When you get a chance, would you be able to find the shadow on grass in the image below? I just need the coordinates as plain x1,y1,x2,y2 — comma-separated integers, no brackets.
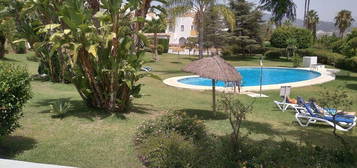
337,75,357,82
346,84,357,90
170,61,182,64
33,98,128,120
179,57,197,61
240,119,357,147
154,70,186,75
0,136,37,159
0,57,19,62
222,56,258,61
180,109,228,120
34,98,154,120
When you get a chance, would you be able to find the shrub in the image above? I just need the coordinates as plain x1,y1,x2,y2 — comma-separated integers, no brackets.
264,48,286,59
0,63,31,137
13,41,27,54
292,54,302,67
297,48,345,65
157,44,164,55
336,56,357,72
270,26,312,49
158,39,169,53
50,99,72,118
137,132,198,168
135,110,207,144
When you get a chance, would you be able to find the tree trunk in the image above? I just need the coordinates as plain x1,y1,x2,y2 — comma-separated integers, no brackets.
304,0,307,27
313,26,317,43
0,35,5,59
78,48,104,108
199,11,204,59
154,31,159,62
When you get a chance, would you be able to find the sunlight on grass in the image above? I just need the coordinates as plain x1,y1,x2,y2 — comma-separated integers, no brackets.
1,52,357,167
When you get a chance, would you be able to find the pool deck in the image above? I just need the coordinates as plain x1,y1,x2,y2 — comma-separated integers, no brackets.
163,67,338,93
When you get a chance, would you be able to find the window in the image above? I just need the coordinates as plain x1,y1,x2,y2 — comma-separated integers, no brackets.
181,25,184,32
169,25,175,32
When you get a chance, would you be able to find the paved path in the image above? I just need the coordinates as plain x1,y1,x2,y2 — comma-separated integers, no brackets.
0,159,77,168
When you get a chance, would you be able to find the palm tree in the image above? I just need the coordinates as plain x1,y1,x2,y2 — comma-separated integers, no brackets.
259,0,296,27
167,0,235,59
303,0,311,27
144,13,167,61
335,10,355,38
306,10,319,42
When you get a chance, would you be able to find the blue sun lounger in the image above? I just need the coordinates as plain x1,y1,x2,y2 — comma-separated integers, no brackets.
295,97,356,131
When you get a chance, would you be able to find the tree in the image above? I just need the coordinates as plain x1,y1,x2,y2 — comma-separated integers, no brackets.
167,0,235,59
303,0,311,27
143,13,167,62
0,0,16,59
225,0,263,57
259,0,296,27
306,10,319,42
335,10,354,38
203,7,228,55
349,37,357,55
24,0,160,113
186,37,197,55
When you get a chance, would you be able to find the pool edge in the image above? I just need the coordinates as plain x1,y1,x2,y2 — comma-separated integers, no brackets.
162,67,337,93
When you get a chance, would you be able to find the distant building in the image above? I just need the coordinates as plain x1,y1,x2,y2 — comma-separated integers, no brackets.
316,30,334,38
166,12,198,47
144,12,217,55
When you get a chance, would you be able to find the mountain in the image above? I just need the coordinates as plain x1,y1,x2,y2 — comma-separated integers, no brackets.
262,13,357,33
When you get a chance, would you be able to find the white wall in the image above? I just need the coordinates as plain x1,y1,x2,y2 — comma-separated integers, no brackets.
166,16,196,45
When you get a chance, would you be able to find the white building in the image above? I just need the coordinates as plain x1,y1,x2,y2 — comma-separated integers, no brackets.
166,12,198,46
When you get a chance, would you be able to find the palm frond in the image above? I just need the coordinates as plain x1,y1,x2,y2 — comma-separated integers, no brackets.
212,4,236,30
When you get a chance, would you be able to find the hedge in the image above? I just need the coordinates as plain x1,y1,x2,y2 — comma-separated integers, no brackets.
270,26,312,49
264,48,286,59
297,48,345,66
0,63,31,137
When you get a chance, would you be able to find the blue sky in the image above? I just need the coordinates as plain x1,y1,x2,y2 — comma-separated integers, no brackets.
245,0,357,22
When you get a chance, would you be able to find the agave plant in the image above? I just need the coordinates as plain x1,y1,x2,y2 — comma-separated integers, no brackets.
50,99,72,118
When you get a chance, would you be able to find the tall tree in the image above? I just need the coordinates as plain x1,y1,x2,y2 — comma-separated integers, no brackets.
335,10,355,38
167,0,235,59
307,10,319,42
259,0,296,27
225,0,263,57
203,7,228,55
144,13,167,61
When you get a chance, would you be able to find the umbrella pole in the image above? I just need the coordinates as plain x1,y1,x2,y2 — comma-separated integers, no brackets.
212,79,216,113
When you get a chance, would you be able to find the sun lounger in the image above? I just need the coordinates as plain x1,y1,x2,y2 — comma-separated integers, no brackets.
274,98,306,113
295,98,356,131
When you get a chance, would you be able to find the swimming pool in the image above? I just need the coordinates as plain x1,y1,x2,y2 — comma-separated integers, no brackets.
177,67,321,87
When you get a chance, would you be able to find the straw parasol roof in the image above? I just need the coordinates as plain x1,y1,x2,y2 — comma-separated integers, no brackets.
183,56,242,82
182,56,242,113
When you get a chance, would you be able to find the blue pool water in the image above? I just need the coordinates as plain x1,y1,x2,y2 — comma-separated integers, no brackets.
178,67,321,87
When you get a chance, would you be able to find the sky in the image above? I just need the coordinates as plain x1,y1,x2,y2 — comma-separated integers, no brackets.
245,0,357,22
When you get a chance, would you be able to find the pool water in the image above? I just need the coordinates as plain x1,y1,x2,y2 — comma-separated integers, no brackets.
178,67,321,87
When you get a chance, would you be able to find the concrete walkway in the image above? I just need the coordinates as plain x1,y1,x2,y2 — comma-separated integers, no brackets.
0,159,77,168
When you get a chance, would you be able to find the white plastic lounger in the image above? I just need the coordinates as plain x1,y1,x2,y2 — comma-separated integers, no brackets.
295,98,357,131
295,113,356,131
274,100,305,113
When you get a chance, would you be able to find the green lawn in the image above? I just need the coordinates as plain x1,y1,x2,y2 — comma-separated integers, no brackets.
1,52,357,167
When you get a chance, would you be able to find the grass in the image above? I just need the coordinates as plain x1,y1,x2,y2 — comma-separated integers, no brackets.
1,52,357,167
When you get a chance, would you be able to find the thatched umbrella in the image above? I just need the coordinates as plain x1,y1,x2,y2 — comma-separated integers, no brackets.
183,56,242,112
